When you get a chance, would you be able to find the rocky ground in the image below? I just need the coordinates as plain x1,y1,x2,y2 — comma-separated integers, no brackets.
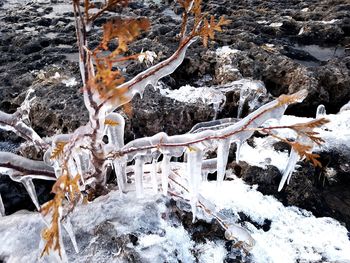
0,0,349,261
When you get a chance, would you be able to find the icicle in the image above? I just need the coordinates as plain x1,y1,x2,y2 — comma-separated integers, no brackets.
161,155,171,195
186,147,203,222
134,157,144,197
113,160,126,194
217,138,230,185
278,149,299,191
0,194,5,216
316,104,326,118
62,217,79,253
21,178,40,211
235,140,242,164
150,159,159,193
237,88,250,118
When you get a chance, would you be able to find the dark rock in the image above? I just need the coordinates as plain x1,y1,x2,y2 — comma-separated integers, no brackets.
0,175,54,215
236,148,350,229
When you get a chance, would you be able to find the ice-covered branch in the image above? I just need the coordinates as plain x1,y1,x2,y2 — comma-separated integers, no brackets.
109,90,308,161
0,152,56,210
0,89,47,149
100,36,199,113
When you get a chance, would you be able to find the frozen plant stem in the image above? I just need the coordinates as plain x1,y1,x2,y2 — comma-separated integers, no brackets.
0,0,330,259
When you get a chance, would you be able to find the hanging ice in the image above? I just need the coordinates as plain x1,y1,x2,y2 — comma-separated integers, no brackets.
278,148,299,191
134,157,144,197
21,178,40,211
316,104,326,118
62,217,79,253
0,194,5,217
150,159,159,193
216,138,230,184
113,160,127,193
186,147,203,221
161,155,171,195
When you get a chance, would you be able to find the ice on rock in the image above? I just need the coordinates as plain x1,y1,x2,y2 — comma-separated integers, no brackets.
216,138,230,184
161,155,171,195
186,147,203,221
134,157,145,197
158,84,226,119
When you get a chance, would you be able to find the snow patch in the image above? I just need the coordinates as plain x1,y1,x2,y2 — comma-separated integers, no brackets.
62,77,78,87
201,178,350,263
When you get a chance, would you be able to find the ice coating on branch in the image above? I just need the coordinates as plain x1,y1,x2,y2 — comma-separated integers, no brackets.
134,157,144,197
161,155,171,195
224,224,255,248
118,90,308,168
0,152,56,180
102,37,198,113
186,147,203,221
0,194,5,216
0,89,47,149
216,138,230,184
188,118,239,134
0,152,54,210
0,111,46,149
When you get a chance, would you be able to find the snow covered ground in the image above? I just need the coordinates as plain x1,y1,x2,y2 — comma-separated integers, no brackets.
0,174,349,263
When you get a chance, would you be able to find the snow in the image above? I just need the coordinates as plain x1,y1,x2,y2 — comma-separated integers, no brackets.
0,169,350,263
201,176,350,263
158,84,226,109
61,77,78,87
269,22,283,28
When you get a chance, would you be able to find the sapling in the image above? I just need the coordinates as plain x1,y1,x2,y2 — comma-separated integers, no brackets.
0,0,329,259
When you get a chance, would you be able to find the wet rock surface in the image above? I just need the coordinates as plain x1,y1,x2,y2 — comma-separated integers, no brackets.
0,0,349,257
